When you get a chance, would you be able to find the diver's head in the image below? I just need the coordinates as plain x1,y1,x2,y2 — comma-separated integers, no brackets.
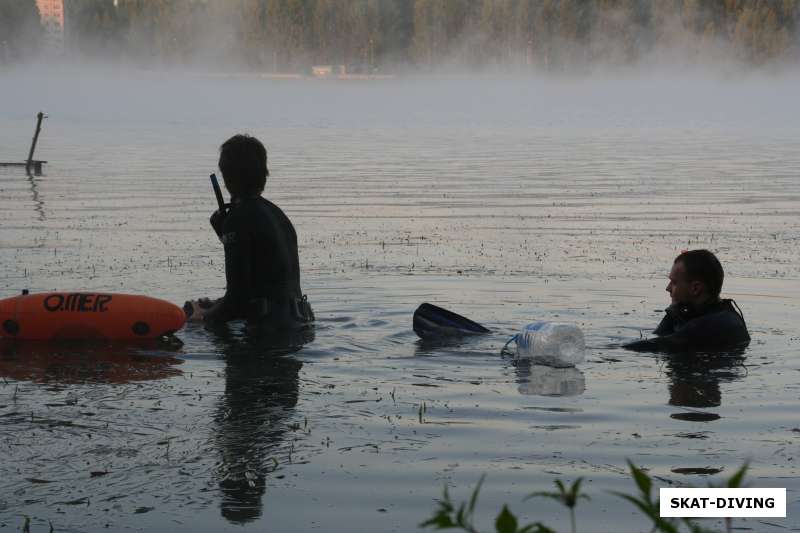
218,134,269,198
667,249,723,306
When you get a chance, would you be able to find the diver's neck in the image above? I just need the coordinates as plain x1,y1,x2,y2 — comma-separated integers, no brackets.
695,295,720,307
671,295,720,313
682,296,720,312
231,194,261,204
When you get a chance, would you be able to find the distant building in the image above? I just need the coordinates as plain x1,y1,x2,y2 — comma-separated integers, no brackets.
312,65,333,78
311,65,347,79
36,0,64,54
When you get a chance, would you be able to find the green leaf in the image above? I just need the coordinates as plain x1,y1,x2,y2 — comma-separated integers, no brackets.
495,505,518,533
564,478,589,507
653,515,680,533
524,491,562,503
569,478,582,499
420,485,460,530
616,495,678,533
627,461,652,497
470,475,486,514
420,513,457,529
455,505,466,526
726,462,749,488
612,492,659,522
443,485,452,506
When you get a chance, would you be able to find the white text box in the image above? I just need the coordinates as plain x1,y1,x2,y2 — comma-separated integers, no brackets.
660,488,786,518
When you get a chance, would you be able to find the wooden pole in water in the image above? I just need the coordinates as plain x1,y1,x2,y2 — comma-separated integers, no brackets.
25,112,45,175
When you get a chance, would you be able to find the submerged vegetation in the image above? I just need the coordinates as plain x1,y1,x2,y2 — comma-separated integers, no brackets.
2,0,798,68
421,461,749,533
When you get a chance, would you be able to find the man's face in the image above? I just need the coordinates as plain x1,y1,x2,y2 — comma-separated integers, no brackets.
666,260,703,305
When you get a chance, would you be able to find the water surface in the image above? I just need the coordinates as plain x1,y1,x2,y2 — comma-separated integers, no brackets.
1,68,799,532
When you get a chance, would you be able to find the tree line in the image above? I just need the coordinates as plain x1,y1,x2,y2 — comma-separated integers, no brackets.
2,0,798,69
0,0,42,63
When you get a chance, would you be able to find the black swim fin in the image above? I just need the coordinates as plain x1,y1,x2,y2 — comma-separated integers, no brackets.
413,303,491,340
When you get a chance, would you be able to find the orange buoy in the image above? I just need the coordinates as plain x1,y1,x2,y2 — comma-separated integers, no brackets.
0,292,186,341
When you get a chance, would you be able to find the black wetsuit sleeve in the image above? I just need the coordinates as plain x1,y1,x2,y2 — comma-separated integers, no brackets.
623,306,685,352
203,216,253,324
210,209,227,240
623,332,689,352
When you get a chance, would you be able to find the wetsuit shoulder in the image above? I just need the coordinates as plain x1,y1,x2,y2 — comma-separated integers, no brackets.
223,198,260,225
682,305,750,344
260,198,297,229
625,301,750,352
653,311,676,336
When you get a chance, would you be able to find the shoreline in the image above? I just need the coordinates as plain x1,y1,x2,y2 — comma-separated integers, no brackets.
184,71,397,81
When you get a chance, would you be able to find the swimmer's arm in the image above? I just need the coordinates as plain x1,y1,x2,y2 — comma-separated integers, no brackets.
623,333,688,352
623,314,699,352
200,296,234,324
184,298,217,322
210,209,227,240
206,232,253,324
622,308,683,351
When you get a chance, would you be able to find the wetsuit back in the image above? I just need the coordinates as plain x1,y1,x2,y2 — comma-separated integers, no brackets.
625,299,749,352
206,196,313,330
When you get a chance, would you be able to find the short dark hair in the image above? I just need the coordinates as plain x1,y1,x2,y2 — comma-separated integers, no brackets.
674,249,724,298
218,134,268,197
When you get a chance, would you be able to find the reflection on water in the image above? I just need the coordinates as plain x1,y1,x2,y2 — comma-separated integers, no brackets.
662,348,749,478
203,320,316,354
664,348,747,413
412,335,489,357
514,360,586,397
0,340,183,383
206,326,314,524
216,354,300,523
26,173,45,221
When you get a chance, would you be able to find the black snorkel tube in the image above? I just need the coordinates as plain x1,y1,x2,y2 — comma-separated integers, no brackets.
209,173,229,240
210,173,226,213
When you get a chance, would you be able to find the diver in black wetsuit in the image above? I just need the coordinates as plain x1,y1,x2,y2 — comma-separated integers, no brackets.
625,249,749,352
186,134,313,334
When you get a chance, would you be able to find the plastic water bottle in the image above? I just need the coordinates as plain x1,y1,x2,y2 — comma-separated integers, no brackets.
515,321,585,368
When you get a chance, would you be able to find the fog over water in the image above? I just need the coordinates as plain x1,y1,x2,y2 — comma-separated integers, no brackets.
1,65,799,531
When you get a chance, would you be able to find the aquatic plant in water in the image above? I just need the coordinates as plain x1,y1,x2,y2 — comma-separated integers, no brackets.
421,461,749,533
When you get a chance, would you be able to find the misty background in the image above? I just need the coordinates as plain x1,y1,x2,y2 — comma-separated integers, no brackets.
2,3,800,533
1,0,798,72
